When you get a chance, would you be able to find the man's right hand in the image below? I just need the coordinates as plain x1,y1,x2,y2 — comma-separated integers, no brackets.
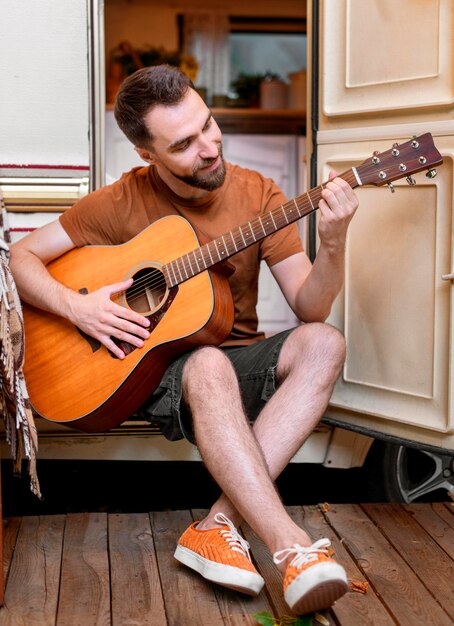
68,278,151,360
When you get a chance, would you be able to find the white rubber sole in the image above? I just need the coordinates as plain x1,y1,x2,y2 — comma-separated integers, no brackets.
174,544,265,596
285,561,348,615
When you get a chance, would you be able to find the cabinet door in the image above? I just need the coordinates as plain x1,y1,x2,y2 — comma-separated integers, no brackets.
309,0,454,450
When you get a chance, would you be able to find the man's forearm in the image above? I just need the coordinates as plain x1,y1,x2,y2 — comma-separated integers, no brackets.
294,243,346,323
10,248,78,321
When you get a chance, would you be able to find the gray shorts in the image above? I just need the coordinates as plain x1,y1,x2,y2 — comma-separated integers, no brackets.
139,328,295,444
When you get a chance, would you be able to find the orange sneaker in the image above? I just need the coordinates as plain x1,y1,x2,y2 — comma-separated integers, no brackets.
174,513,265,596
273,539,348,615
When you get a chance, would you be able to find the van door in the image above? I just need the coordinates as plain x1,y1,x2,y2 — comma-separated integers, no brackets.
308,0,454,452
0,0,103,230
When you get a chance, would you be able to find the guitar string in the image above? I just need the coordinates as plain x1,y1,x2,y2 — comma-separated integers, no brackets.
116,187,328,303
122,211,304,302
113,158,424,302
112,161,421,308
118,162,411,302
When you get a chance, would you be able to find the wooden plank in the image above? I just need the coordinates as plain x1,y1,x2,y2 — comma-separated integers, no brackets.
403,503,454,559
0,515,65,626
56,513,110,626
443,502,454,516
192,509,274,625
325,504,452,626
152,510,225,626
363,503,454,622
289,505,394,626
109,513,166,626
2,518,21,588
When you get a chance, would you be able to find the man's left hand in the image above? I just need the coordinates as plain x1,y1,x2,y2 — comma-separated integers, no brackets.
318,172,359,251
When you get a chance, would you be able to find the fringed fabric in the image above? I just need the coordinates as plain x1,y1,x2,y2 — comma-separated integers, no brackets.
0,192,41,497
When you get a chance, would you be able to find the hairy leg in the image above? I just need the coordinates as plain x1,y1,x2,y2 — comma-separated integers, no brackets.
183,323,346,562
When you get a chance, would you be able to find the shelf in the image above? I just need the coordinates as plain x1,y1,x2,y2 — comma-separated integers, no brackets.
212,108,306,135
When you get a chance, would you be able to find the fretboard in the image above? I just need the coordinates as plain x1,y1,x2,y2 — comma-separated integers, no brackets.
163,169,358,288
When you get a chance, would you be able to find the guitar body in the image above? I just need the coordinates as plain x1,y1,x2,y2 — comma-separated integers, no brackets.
23,215,234,432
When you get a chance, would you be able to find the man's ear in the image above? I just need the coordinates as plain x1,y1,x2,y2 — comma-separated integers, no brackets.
134,146,156,164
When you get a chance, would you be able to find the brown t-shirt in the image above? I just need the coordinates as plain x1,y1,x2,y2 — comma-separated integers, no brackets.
59,162,303,345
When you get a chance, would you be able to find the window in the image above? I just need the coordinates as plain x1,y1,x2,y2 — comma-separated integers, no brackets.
229,18,307,84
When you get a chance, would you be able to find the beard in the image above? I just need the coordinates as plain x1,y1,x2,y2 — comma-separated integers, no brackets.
172,147,226,191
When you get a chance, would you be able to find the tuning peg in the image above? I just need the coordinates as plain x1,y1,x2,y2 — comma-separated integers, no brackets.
426,169,438,179
387,183,395,193
406,176,416,185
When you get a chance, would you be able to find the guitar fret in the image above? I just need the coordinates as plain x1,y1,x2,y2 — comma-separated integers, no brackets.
230,232,238,252
170,262,178,285
182,256,189,280
270,211,277,230
214,238,222,260
193,250,201,272
197,250,207,269
239,226,247,247
281,206,289,224
248,221,257,242
187,255,195,277
178,258,186,282
258,216,267,236
306,191,315,211
221,235,229,256
206,243,214,265
293,198,301,216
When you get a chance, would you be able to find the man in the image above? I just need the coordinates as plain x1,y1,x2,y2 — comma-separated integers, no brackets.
10,65,358,615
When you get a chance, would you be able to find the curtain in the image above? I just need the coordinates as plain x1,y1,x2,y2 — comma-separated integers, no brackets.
183,10,230,105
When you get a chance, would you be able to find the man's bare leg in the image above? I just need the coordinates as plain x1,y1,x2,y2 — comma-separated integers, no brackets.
182,323,346,564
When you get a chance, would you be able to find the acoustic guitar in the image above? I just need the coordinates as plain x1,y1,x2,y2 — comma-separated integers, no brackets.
22,133,443,432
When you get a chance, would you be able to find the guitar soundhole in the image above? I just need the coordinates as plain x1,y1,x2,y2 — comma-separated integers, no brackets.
126,266,167,314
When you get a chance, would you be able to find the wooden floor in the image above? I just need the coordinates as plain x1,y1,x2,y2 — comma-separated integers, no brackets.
0,503,453,625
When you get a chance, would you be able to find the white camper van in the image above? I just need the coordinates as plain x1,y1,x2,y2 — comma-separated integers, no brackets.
1,0,453,504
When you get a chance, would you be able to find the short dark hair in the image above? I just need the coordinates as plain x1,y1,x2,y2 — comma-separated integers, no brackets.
114,64,194,148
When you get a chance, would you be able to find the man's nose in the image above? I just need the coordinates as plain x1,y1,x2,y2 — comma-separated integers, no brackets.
198,136,219,160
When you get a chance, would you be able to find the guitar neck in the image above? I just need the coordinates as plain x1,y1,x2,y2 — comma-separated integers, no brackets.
163,169,358,288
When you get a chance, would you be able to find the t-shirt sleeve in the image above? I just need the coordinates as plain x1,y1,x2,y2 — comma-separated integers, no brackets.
259,179,304,267
59,180,128,246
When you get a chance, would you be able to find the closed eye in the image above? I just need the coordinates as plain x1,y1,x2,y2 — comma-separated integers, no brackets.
172,140,191,152
169,112,213,153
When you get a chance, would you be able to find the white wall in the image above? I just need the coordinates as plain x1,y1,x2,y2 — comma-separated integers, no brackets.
0,0,90,166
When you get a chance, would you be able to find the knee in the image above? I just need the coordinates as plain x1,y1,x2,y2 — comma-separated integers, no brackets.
182,346,235,396
308,322,346,365
279,323,346,376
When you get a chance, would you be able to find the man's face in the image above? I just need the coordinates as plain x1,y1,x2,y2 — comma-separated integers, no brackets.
141,88,225,192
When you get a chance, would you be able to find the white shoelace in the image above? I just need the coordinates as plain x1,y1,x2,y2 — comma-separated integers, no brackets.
273,538,332,568
214,513,252,562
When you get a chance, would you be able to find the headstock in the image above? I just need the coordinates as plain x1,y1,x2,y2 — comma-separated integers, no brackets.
355,133,443,191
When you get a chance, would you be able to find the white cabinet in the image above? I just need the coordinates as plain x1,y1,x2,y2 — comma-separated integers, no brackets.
312,0,454,450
